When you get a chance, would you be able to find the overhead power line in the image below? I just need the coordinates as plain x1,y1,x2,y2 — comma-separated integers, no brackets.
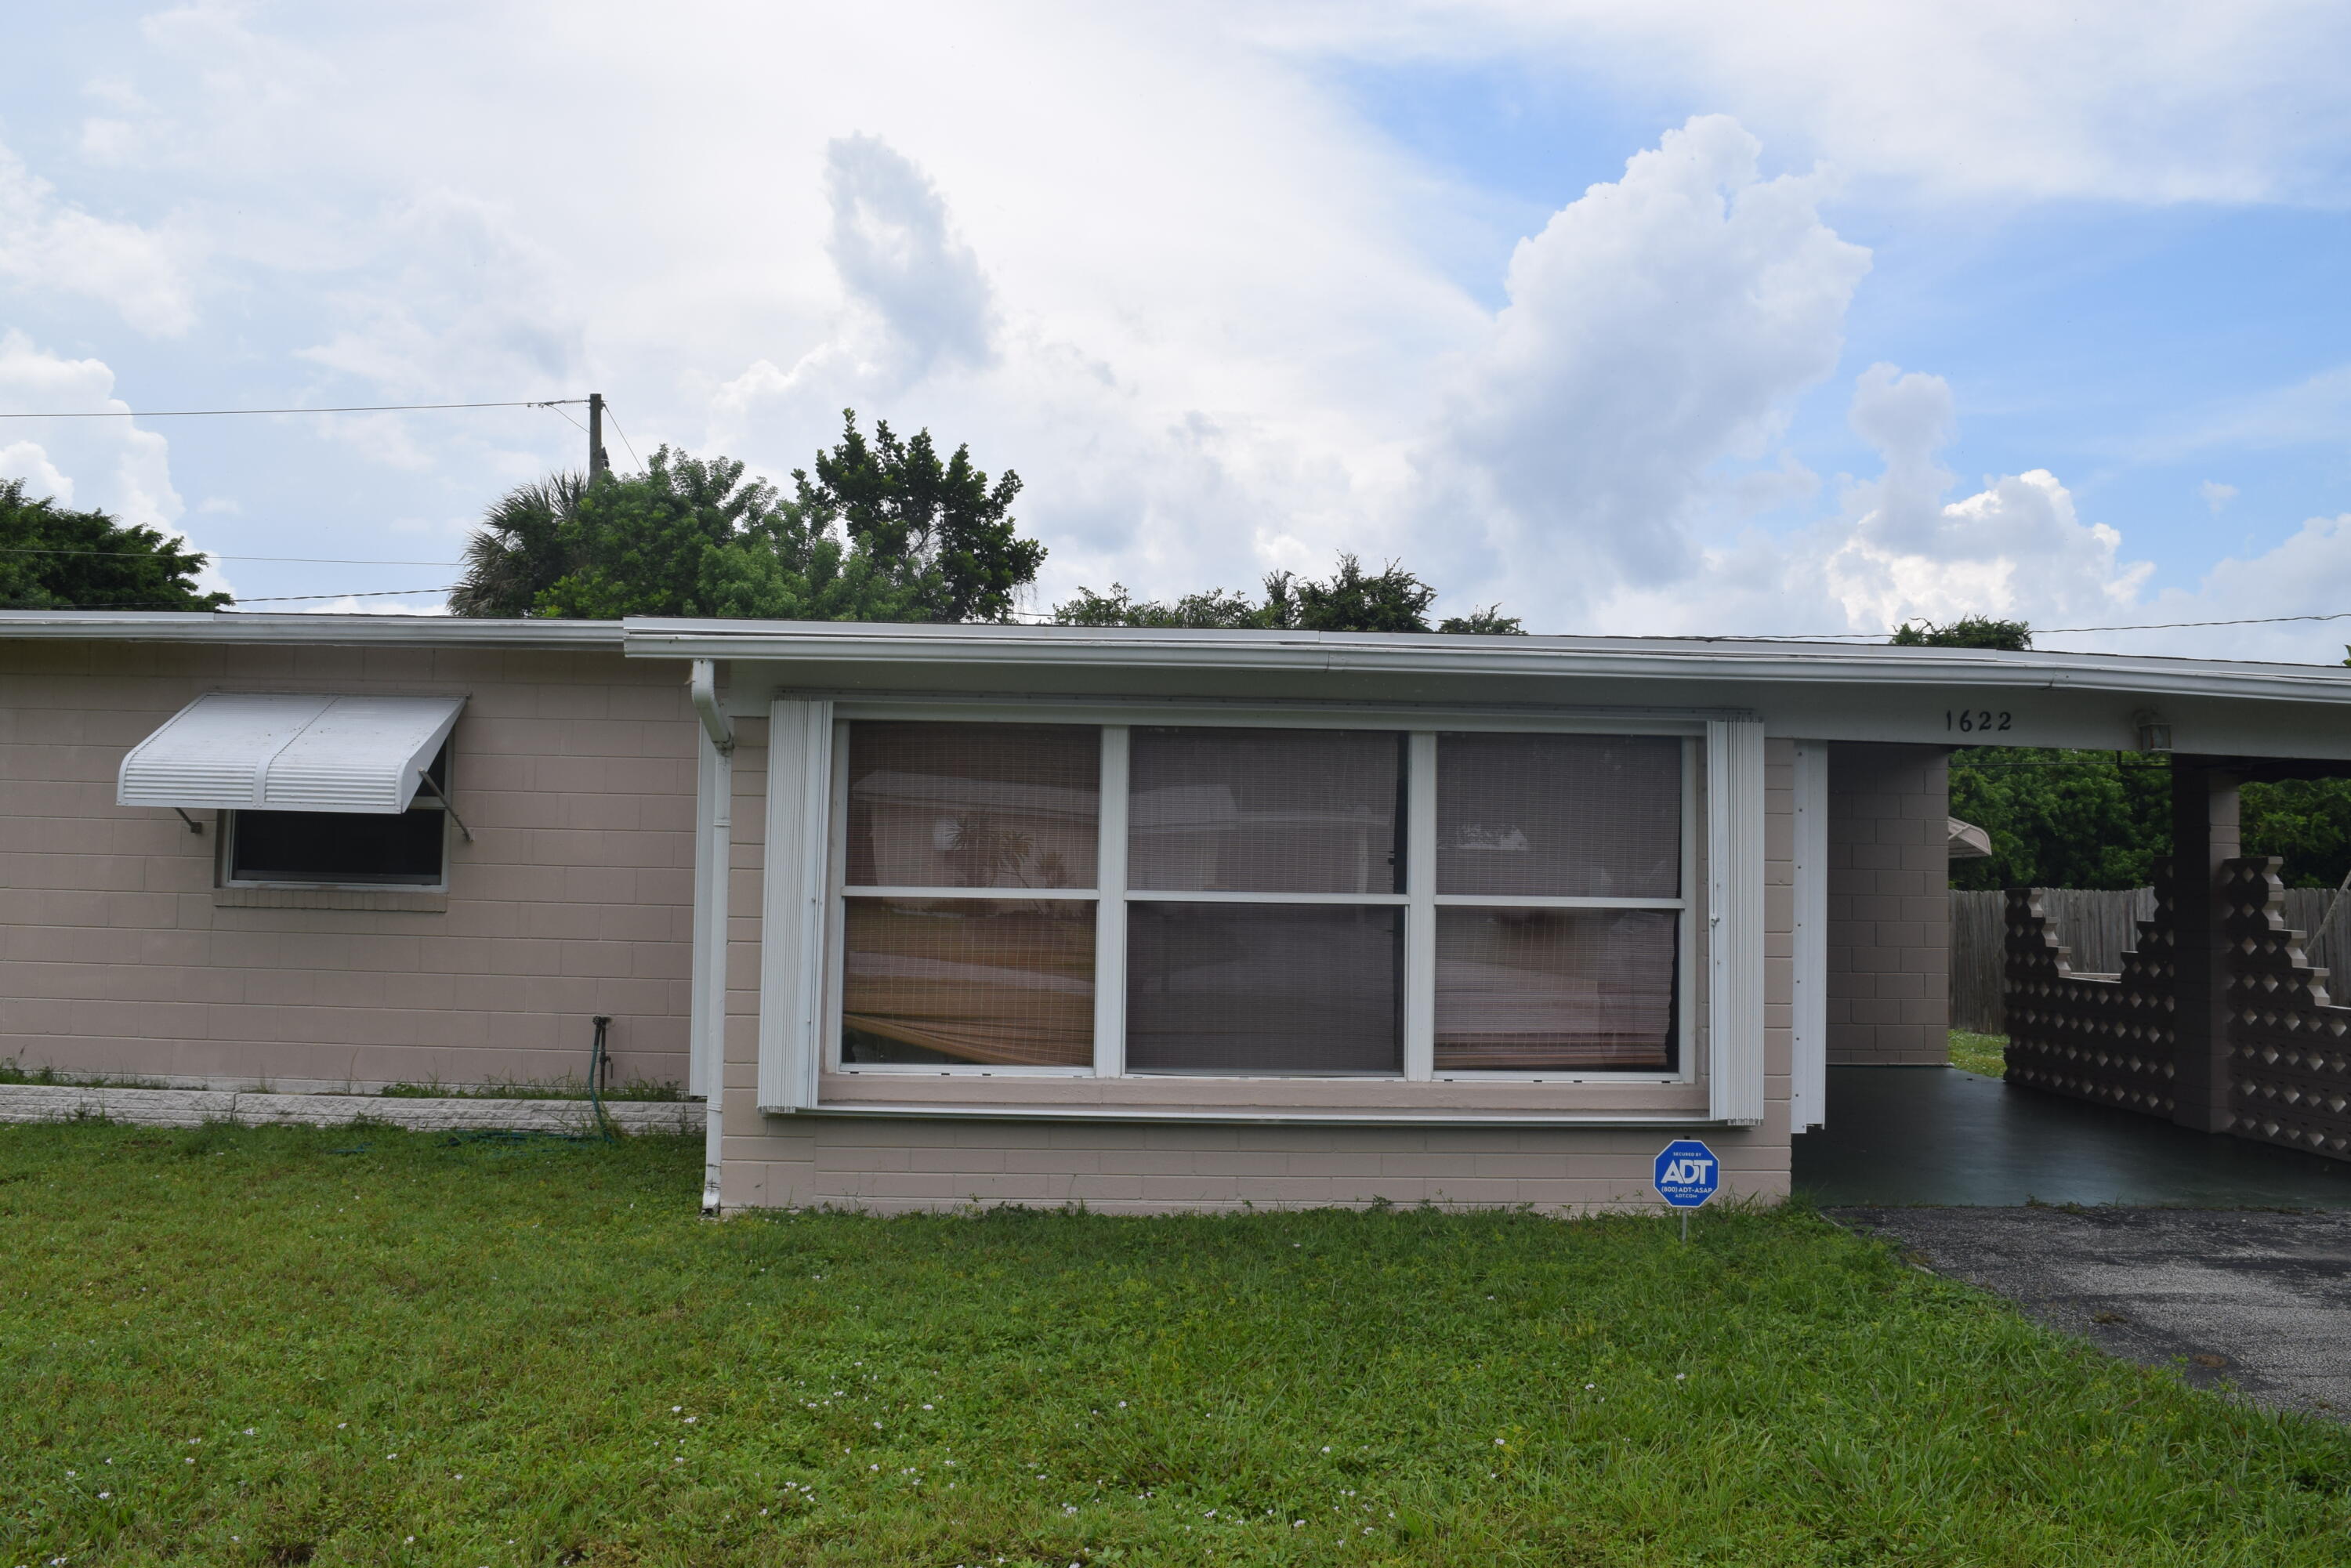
2,547,459,565
0,398,587,419
5,586,455,610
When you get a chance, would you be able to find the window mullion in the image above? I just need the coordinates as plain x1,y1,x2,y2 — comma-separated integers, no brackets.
1404,731,1437,1081
1094,725,1130,1077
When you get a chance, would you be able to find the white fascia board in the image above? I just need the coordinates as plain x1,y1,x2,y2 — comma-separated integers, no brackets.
119,692,463,813
0,611,622,650
619,618,2351,707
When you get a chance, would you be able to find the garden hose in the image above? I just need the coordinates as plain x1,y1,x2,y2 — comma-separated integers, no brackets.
588,1015,616,1142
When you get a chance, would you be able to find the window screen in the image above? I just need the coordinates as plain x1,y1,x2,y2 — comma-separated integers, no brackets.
1125,903,1401,1074
846,722,1099,889
1433,907,1676,1070
841,897,1095,1066
1436,733,1680,898
229,808,447,885
1129,726,1404,894
225,746,448,886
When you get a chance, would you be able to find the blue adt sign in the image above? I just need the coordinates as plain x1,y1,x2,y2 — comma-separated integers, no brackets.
1654,1139,1721,1208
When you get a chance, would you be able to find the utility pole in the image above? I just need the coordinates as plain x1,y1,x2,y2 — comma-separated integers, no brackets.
587,392,610,480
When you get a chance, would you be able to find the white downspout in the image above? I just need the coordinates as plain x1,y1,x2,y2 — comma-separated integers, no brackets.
689,658,734,1215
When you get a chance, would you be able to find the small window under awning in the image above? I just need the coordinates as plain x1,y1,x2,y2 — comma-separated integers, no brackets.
118,693,465,814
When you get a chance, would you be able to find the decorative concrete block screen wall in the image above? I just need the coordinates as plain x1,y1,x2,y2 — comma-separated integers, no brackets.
2002,856,2351,1162
2001,866,2180,1118
1826,744,1950,1065
2221,858,2351,1161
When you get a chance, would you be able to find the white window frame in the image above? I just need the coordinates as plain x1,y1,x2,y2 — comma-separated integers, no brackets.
757,701,1768,1114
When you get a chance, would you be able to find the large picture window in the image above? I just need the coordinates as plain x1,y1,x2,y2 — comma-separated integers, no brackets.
828,716,1690,1080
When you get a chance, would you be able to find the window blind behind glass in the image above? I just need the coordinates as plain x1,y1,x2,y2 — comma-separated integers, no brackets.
1128,727,1405,894
841,897,1095,1067
1436,733,1681,898
1125,903,1403,1074
845,722,1100,889
1433,907,1677,1070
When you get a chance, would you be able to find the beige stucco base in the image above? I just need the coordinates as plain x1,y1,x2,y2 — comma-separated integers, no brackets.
718,1105,1790,1215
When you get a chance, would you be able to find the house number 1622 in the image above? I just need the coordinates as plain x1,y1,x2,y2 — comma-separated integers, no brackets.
1947,708,2012,733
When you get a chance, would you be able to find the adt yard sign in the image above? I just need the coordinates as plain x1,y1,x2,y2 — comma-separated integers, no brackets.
1654,1139,1721,1208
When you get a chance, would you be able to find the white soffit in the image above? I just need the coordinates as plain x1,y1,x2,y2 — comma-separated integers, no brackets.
118,693,465,813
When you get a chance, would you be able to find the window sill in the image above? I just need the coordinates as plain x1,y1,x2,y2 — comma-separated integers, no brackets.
214,887,449,913
808,1070,1706,1121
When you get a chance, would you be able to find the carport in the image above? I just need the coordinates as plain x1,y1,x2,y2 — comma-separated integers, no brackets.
1795,737,2351,1422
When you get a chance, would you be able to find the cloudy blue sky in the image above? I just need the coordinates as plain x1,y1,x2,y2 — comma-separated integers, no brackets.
3,2,2349,660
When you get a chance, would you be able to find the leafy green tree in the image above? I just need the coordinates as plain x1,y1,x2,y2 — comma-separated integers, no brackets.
450,412,1038,622
1949,748,2351,890
793,410,1037,624
1892,614,2032,650
2241,779,2351,889
1947,749,2169,890
0,479,230,611
1052,552,1525,635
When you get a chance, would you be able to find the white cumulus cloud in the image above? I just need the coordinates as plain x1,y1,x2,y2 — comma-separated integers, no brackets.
1419,114,1870,614
0,142,194,335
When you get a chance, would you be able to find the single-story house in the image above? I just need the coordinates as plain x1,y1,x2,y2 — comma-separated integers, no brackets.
5,611,2349,1213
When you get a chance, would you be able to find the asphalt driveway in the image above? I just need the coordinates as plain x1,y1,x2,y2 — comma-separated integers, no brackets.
1832,1205,2351,1421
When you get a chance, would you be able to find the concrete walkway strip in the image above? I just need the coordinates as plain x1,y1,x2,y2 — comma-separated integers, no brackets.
1833,1206,2351,1422
0,1082,702,1135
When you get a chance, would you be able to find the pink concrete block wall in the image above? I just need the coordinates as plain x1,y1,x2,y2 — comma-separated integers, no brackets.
0,639,698,1091
1825,742,1951,1066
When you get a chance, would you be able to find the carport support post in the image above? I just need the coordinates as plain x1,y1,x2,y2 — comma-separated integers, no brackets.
2170,757,2241,1134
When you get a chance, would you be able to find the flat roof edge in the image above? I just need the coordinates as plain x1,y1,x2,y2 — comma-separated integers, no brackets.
0,612,625,650
620,619,2351,704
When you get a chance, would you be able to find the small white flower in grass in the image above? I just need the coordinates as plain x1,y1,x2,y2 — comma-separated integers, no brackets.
672,1406,682,1413
1675,1373,1686,1381
243,1429,255,1436
922,1403,933,1410
1585,1384,1596,1391
387,1453,398,1460
337,1422,346,1429
96,1493,108,1501
1494,1438,1505,1446
183,1458,193,1465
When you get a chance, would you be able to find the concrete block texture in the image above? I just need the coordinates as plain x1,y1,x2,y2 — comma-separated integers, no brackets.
0,640,700,1092
718,1114,1790,1215
1825,743,1951,1065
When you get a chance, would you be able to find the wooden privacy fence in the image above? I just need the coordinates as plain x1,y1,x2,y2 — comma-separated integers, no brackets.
1951,885,2350,1034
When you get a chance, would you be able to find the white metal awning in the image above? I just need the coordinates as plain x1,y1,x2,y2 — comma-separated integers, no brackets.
118,693,465,813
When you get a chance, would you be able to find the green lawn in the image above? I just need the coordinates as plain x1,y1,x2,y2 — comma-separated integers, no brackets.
1950,1030,2009,1078
5,1121,2348,1566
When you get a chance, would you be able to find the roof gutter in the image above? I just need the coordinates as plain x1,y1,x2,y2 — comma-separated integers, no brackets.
622,621,2351,708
